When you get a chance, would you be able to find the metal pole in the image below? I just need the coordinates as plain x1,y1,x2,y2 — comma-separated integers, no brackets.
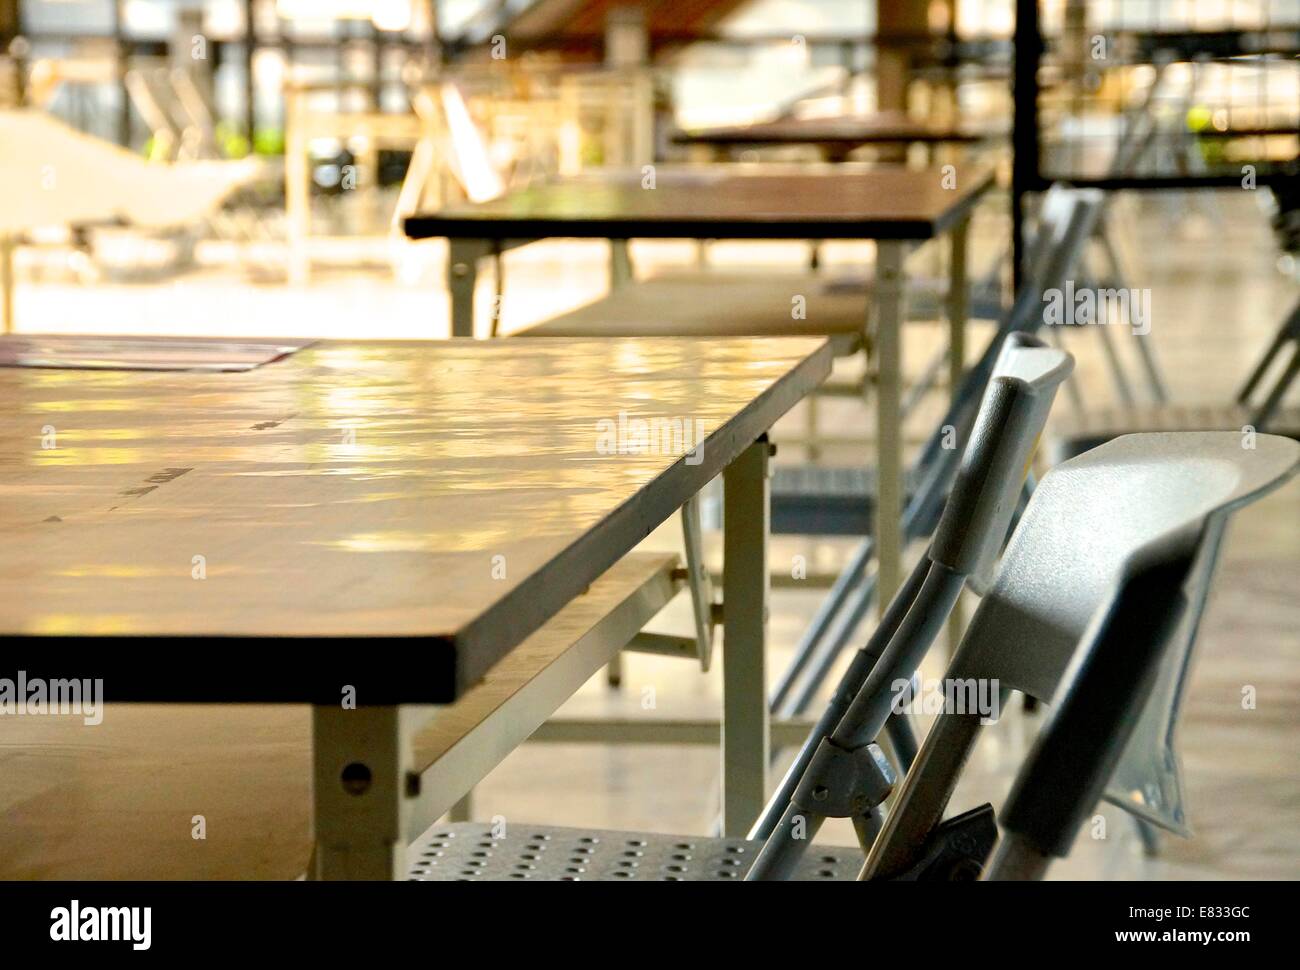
243,0,256,147
113,0,131,146
1011,0,1043,290
721,437,772,836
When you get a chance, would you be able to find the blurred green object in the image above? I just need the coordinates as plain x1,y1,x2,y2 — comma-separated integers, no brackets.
142,135,169,162
1185,104,1213,132
1186,105,1226,165
252,127,285,157
212,122,284,158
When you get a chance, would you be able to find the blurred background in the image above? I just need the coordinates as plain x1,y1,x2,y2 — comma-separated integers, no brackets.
2,1,1296,879
1,0,1294,340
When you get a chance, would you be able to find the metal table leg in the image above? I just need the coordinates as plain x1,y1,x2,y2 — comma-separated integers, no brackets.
721,437,771,836
1,235,14,335
610,239,633,289
947,216,970,397
312,704,412,880
448,238,489,338
945,219,970,652
873,241,908,614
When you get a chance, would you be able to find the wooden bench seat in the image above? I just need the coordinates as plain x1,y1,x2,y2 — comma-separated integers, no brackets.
0,552,681,879
520,273,869,352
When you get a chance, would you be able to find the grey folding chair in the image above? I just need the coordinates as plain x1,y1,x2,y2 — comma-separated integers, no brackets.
716,189,1101,841
768,186,1103,733
860,431,1300,881
1054,297,1300,461
742,334,1074,880
408,334,1074,882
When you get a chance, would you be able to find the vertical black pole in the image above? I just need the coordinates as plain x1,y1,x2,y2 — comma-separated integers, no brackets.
244,0,256,150
1012,0,1043,290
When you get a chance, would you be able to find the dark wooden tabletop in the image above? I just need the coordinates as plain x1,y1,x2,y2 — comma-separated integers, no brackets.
405,165,997,242
673,111,1008,149
0,334,832,703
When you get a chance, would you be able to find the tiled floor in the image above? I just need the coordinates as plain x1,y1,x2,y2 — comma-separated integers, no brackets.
8,187,1297,879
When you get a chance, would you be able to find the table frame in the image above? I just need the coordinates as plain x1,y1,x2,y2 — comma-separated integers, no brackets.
309,437,776,878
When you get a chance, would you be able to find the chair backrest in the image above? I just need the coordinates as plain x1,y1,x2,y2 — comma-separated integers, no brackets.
908,187,1103,539
952,433,1298,699
928,334,1073,592
863,431,1299,879
988,546,1196,878
438,82,507,203
839,334,1076,750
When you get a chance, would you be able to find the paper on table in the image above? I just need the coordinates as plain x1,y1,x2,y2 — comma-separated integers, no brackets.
0,335,308,372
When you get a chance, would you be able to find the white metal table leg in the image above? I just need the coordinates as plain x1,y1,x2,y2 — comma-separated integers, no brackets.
312,704,412,880
721,437,771,836
1,235,14,335
610,239,633,289
874,240,908,615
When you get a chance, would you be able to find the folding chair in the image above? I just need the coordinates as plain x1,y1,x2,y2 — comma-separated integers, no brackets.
769,187,1104,724
1054,184,1300,459
703,188,1097,839
860,432,1299,881
408,333,1074,881
1054,298,1300,461
742,333,1074,880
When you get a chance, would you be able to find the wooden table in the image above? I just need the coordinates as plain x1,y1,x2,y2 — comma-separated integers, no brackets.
673,111,1007,162
405,164,995,610
0,334,833,877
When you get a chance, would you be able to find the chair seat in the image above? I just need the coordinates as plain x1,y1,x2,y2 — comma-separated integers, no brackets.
771,463,922,535
408,822,862,881
519,273,868,348
1053,403,1300,461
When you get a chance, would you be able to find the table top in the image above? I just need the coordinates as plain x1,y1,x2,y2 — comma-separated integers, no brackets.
0,335,832,703
673,111,1007,149
405,165,996,241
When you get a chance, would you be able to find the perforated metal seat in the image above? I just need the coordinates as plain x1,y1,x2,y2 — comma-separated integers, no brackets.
769,464,925,535
407,823,864,881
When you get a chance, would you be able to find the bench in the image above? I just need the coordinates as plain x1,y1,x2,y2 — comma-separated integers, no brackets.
0,552,681,879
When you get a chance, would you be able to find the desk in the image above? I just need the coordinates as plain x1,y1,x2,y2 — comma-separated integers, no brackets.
673,111,1006,162
0,334,832,877
405,165,995,609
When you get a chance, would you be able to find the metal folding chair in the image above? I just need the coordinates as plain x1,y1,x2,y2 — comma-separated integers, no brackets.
1055,298,1300,461
769,187,1104,728
1055,183,1300,459
860,432,1299,881
743,334,1074,880
406,333,1073,882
